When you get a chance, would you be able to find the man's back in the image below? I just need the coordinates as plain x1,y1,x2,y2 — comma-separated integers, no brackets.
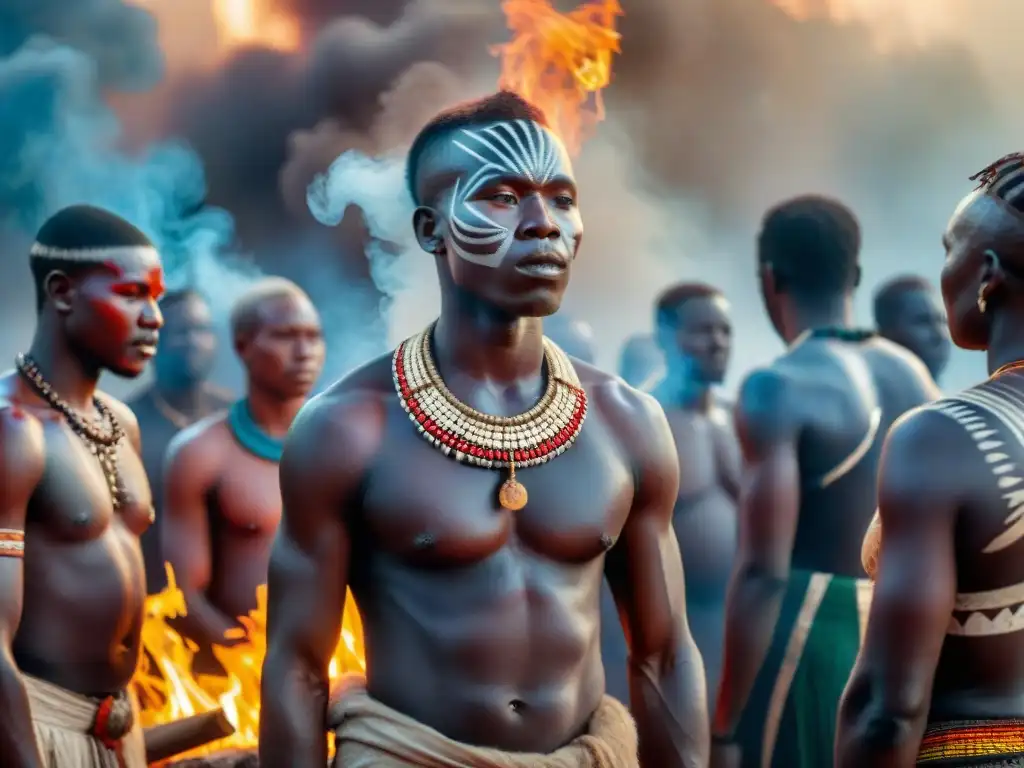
762,332,939,576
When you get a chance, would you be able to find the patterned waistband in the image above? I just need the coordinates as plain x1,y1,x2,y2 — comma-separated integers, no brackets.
918,720,1024,763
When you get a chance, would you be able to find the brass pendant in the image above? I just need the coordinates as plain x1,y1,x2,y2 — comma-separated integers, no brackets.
498,478,528,511
498,459,528,511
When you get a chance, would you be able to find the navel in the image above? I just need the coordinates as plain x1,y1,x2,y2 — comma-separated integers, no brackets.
413,532,436,550
508,699,526,714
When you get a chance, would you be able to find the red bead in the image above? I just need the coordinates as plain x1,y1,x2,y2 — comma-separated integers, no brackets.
416,413,426,423
514,450,523,461
486,449,495,460
528,449,537,459
424,420,436,433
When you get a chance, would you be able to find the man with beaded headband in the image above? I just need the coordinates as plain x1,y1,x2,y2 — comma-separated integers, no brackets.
259,91,709,767
711,196,940,768
0,204,164,767
161,277,324,668
837,153,1024,766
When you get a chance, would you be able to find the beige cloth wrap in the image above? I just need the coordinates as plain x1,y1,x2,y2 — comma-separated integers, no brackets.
327,680,639,768
22,673,146,768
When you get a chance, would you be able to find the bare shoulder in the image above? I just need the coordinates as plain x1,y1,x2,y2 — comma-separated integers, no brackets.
574,360,674,463
165,411,231,472
0,398,46,468
735,364,797,425
283,353,393,469
879,399,979,506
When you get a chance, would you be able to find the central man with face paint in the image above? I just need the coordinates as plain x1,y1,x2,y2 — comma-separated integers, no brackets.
259,91,710,768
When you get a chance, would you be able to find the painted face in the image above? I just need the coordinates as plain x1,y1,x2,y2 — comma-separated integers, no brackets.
659,295,732,385
154,294,218,387
422,119,584,317
237,293,325,400
940,190,1015,351
884,288,950,379
67,250,165,378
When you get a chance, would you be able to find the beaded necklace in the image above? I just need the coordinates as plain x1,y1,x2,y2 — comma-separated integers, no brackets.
392,324,588,511
16,354,126,510
227,399,285,462
789,326,878,350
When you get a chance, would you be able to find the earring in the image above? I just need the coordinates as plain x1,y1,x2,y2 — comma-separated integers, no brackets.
977,285,988,314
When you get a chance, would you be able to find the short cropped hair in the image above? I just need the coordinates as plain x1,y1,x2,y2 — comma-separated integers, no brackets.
30,204,154,312
229,277,309,342
405,90,549,205
873,275,933,329
654,282,722,330
757,195,861,299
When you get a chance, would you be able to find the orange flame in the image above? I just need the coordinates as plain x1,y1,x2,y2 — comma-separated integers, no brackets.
493,0,623,156
211,0,302,54
133,566,364,761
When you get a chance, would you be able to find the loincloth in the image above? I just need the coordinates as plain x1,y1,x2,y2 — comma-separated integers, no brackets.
327,678,639,768
23,673,146,768
917,719,1024,766
734,569,873,768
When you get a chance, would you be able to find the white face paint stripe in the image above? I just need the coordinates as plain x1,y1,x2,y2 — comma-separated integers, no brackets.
446,119,563,268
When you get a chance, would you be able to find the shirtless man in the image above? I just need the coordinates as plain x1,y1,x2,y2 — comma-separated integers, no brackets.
619,333,663,389
650,282,740,712
874,274,951,385
127,289,232,594
710,196,940,768
0,204,164,767
162,278,324,658
260,91,709,768
838,153,1024,766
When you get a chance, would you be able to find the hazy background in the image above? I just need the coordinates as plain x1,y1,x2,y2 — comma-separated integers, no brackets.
0,0,1018,397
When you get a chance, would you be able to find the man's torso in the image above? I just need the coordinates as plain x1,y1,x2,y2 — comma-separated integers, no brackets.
198,419,282,622
1,373,151,696
341,352,638,754
774,336,931,576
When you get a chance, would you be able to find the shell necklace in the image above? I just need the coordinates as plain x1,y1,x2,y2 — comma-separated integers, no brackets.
393,324,588,511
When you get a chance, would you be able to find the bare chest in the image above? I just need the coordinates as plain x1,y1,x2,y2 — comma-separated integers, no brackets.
32,419,153,541
362,409,634,569
667,409,740,502
214,445,282,535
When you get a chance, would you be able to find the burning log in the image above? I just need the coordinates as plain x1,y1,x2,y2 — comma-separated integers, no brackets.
144,708,235,764
167,749,258,768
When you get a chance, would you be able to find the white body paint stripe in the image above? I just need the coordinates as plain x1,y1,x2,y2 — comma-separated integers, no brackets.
447,120,561,268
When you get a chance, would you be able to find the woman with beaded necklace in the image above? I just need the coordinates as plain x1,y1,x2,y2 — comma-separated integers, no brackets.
0,204,163,768
838,154,1024,766
260,91,709,768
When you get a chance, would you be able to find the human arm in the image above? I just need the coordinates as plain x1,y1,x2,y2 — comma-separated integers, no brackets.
713,370,800,748
258,390,383,767
161,427,240,648
835,409,958,767
604,385,709,768
0,407,47,768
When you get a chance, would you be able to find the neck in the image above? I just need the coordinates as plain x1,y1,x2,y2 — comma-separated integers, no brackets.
662,367,713,412
433,298,545,383
783,295,853,344
986,306,1024,375
244,382,304,438
153,379,207,414
25,320,99,412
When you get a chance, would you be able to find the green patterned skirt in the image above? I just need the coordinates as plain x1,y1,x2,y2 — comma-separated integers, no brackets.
735,569,872,768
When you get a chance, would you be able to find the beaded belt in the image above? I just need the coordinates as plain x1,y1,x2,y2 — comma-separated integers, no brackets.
91,689,135,750
918,719,1024,764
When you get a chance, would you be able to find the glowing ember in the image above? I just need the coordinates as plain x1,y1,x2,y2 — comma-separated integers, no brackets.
133,566,364,760
493,0,623,156
211,0,302,54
